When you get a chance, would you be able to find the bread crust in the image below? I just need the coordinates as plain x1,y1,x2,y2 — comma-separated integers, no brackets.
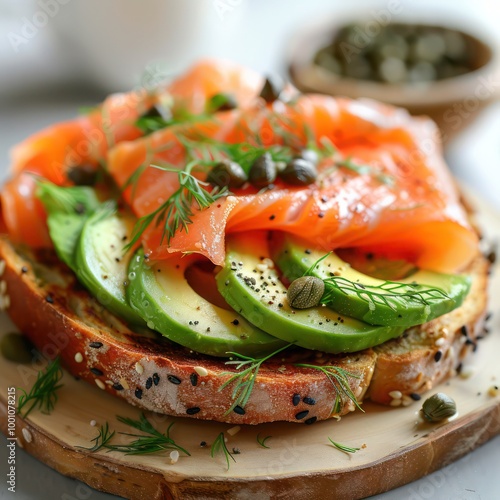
0,237,489,424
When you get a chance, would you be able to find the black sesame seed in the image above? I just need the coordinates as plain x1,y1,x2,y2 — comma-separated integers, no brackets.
153,373,160,386
190,372,198,387
112,383,124,391
461,325,469,337
21,266,28,274
45,294,54,304
305,416,317,425
303,397,316,406
295,410,309,420
186,407,201,415
305,249,311,255
89,341,103,349
409,393,421,401
232,447,241,454
231,319,240,326
292,393,301,406
200,441,207,447
135,388,143,399
167,375,181,385
145,377,153,390
233,405,246,415
434,351,442,362
90,367,103,376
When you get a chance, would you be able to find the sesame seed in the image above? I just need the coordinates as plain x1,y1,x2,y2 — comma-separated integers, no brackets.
435,337,445,347
389,399,402,407
434,351,443,362
135,388,143,399
292,394,300,406
401,395,413,407
90,367,103,376
200,441,207,447
305,416,317,425
186,407,201,415
95,379,105,390
227,425,241,436
153,373,160,386
409,393,421,401
45,294,54,304
22,428,33,443
169,450,180,464
295,410,309,420
90,420,97,427
89,341,103,349
119,378,130,390
74,352,83,363
303,397,316,406
135,362,144,374
0,260,5,276
145,377,153,390
194,366,209,377
168,375,181,385
112,383,124,391
190,373,198,386
233,405,245,415
389,390,402,400
21,266,28,274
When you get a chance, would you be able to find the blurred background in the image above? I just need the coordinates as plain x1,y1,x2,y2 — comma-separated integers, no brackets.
1,0,499,498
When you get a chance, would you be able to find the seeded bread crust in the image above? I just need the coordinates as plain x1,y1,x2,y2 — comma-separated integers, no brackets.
0,237,489,424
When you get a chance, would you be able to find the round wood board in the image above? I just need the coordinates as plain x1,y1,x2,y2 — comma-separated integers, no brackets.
0,192,499,500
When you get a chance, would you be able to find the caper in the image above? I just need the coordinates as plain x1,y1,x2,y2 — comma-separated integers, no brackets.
249,153,277,188
67,164,98,186
207,160,247,188
421,392,457,422
0,332,34,364
207,92,237,113
259,76,285,103
299,149,319,166
287,276,325,309
280,158,317,186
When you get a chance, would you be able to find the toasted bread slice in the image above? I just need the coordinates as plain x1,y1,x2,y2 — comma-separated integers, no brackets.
0,236,489,424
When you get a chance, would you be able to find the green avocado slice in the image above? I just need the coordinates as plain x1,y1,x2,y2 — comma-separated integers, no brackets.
272,233,471,327
216,232,405,353
126,249,287,357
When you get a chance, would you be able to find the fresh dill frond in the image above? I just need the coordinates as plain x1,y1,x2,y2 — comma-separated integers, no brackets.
17,357,64,418
256,433,272,449
210,432,236,470
336,158,395,186
78,422,116,452
105,413,190,456
219,344,292,415
293,363,363,415
328,437,360,454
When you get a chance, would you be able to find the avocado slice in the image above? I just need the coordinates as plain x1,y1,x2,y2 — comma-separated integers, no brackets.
272,233,471,327
75,205,145,325
127,249,287,357
216,232,405,353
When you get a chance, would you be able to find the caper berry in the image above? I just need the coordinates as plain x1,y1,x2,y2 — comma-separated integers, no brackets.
259,76,285,103
207,92,237,113
421,392,457,422
207,160,247,188
280,158,318,186
0,332,34,364
67,164,98,186
287,276,325,309
249,153,277,188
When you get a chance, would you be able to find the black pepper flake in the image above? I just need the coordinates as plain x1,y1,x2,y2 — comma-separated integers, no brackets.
305,416,317,425
112,383,124,391
89,341,103,349
90,367,103,376
305,249,311,255
232,447,241,454
200,441,207,447
45,294,54,304
231,319,239,325
303,397,316,406
318,211,325,218
168,375,181,385
434,351,442,362
409,393,421,401
21,266,28,274
153,373,160,386
135,388,143,399
190,372,198,386
295,410,309,420
145,377,153,390
186,407,201,415
461,325,469,337
233,405,246,415
292,393,300,406
269,214,276,220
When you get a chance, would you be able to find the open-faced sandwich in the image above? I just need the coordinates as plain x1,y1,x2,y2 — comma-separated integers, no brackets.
0,60,489,424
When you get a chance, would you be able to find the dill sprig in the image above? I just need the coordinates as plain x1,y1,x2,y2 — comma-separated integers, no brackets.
293,363,363,415
78,422,116,452
256,433,272,449
17,357,64,418
107,414,191,456
210,432,236,470
126,160,228,249
328,437,360,454
219,344,292,415
336,158,395,186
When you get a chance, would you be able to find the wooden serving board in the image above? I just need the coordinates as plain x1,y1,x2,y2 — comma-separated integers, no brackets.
1,194,499,500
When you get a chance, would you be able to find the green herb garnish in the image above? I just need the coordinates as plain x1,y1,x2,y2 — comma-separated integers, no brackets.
256,433,272,449
210,432,236,470
220,344,292,415
17,357,64,418
336,158,394,186
293,363,363,415
328,437,360,454
79,422,116,452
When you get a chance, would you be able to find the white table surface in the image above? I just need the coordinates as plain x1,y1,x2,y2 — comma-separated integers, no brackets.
1,1,499,499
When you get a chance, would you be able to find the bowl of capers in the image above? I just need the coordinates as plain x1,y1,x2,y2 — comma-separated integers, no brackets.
289,18,500,142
